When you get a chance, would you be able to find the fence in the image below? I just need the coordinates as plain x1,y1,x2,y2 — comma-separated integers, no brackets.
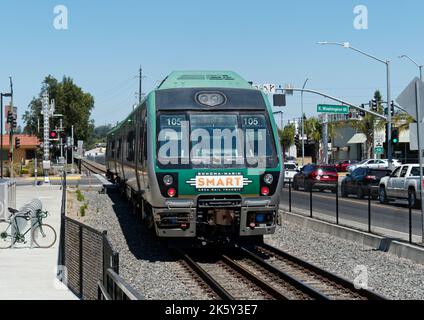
58,171,142,300
282,179,422,246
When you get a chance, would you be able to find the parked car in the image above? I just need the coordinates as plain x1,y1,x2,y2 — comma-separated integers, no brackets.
341,168,391,199
285,156,297,164
378,164,424,208
347,159,401,172
292,164,338,193
336,160,359,172
284,163,298,185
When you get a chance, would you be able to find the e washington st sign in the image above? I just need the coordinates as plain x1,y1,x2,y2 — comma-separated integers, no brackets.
317,104,349,114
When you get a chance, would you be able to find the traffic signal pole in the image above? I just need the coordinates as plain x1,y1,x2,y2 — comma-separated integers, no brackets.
8,77,14,180
386,62,393,169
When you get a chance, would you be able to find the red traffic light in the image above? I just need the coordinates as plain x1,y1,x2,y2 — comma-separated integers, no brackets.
50,131,57,139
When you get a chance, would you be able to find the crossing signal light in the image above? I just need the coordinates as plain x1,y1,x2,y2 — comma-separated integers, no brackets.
15,137,20,149
12,117,17,129
7,111,13,124
392,128,399,145
49,131,57,139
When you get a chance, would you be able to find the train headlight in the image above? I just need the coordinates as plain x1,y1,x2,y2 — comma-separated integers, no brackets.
196,92,226,107
163,175,174,186
263,173,274,185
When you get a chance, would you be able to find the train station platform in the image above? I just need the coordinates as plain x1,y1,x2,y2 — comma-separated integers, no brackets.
0,185,78,300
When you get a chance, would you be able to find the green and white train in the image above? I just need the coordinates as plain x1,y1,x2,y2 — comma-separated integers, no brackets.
106,71,283,247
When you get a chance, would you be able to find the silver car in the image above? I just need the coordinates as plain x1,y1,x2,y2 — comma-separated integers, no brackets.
284,163,298,184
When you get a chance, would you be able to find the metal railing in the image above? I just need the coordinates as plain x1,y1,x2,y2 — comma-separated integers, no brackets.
58,169,142,300
283,178,420,245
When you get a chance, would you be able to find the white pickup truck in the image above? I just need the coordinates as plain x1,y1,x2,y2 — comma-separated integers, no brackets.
379,164,424,208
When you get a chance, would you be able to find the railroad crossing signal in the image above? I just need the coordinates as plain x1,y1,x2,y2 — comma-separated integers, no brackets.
15,137,20,149
6,111,13,124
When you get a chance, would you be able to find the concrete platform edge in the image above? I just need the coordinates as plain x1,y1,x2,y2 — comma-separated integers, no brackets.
280,210,424,265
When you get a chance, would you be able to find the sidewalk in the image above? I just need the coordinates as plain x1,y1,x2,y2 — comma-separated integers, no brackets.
0,185,78,300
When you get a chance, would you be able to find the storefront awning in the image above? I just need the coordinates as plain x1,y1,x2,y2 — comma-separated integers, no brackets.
347,133,367,144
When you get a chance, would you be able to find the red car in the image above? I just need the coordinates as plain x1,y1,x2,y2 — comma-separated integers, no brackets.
292,164,338,193
336,160,359,172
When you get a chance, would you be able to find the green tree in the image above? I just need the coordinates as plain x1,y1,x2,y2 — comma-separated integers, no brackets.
279,124,295,156
345,90,414,159
22,75,95,144
344,90,385,159
304,117,322,162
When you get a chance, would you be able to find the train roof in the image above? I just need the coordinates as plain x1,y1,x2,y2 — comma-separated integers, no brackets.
107,71,257,136
157,71,253,90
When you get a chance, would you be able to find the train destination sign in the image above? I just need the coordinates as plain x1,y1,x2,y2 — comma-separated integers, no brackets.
317,104,349,114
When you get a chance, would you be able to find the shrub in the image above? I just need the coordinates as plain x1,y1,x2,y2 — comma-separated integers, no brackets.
76,189,85,202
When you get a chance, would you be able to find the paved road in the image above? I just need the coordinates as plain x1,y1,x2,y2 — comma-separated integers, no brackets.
280,187,423,240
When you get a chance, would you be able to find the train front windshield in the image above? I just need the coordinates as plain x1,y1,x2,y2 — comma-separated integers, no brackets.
157,112,278,169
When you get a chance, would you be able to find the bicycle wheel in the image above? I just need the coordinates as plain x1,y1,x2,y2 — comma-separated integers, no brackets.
32,224,57,248
0,221,12,249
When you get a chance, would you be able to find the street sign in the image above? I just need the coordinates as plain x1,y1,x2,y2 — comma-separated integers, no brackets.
317,104,349,114
263,84,276,94
374,147,384,155
396,77,424,122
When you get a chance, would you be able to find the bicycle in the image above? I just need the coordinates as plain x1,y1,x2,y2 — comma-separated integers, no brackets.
0,208,57,249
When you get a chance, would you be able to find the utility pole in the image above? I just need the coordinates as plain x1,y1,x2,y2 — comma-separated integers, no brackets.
8,77,14,180
322,113,329,164
71,125,75,174
139,66,143,104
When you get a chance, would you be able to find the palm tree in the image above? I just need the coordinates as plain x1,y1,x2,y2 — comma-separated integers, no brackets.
304,117,322,162
345,90,385,159
279,124,295,157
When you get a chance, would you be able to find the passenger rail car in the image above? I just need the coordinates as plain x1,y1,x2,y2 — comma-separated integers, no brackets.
106,71,283,247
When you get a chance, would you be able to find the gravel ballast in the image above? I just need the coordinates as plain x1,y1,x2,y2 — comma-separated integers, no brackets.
266,220,424,300
67,189,210,300
67,189,424,300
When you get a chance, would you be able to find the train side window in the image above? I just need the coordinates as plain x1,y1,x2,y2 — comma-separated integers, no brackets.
143,115,147,161
127,131,135,162
117,138,122,159
139,108,146,163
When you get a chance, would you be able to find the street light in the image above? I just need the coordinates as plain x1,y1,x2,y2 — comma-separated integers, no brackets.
399,55,423,81
301,78,310,167
317,41,393,168
1,92,12,179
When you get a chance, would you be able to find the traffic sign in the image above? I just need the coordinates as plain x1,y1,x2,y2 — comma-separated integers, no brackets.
317,104,349,114
375,146,384,155
263,84,276,94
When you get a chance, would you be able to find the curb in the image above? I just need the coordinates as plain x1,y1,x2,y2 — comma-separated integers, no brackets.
280,210,424,265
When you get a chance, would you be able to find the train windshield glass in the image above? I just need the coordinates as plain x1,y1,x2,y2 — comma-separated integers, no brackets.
157,112,278,168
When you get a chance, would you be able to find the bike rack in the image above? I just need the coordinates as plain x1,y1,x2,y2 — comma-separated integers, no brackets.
10,199,43,249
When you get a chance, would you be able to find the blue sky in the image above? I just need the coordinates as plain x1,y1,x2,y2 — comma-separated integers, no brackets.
0,0,423,127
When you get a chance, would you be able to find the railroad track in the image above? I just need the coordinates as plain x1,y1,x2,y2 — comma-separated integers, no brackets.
243,243,386,300
80,158,107,175
179,245,385,300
